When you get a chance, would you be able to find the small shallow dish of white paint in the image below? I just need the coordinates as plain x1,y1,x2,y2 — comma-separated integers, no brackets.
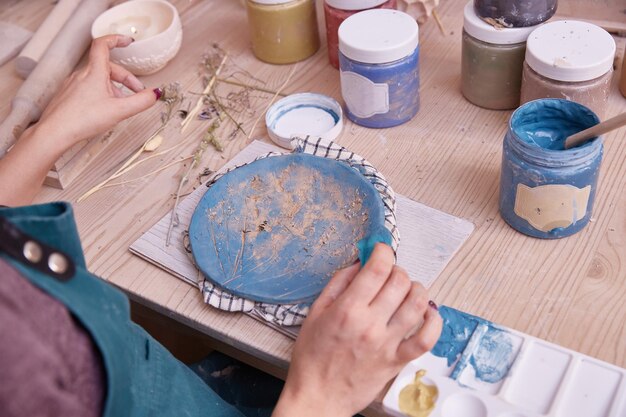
265,93,344,149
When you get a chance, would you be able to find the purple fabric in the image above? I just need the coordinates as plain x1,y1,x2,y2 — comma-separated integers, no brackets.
0,259,105,417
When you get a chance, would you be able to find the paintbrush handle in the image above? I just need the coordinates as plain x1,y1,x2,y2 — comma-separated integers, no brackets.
565,112,626,149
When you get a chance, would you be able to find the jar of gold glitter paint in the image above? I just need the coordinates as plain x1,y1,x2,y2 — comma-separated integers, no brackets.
246,0,320,64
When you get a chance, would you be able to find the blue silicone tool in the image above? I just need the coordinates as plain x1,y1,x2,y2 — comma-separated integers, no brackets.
189,153,386,305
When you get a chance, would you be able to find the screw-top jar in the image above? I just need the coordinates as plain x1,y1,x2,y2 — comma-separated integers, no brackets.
474,0,557,28
324,0,397,70
499,99,603,239
462,2,538,110
339,9,419,128
520,20,616,118
246,0,320,64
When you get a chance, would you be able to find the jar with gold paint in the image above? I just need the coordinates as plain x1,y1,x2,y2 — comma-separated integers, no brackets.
246,0,320,64
499,99,603,239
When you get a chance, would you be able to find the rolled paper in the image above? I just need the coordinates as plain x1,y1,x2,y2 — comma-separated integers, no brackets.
0,0,111,157
14,0,82,79
0,22,32,67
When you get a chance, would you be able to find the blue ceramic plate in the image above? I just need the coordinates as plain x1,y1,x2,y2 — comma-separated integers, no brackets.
189,153,385,304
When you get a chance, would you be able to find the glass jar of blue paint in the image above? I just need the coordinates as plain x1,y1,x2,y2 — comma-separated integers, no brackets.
338,9,419,128
499,99,603,239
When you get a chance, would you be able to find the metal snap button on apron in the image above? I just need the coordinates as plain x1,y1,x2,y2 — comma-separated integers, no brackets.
48,253,69,275
23,241,43,263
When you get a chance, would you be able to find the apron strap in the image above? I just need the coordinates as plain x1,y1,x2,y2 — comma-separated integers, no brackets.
0,216,75,281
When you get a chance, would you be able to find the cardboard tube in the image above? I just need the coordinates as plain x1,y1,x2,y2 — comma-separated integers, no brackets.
0,0,111,157
14,0,82,78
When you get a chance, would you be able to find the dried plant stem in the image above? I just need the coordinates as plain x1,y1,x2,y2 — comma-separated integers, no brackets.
211,92,247,136
166,161,195,246
103,156,193,188
432,9,446,35
76,132,193,203
181,54,228,134
247,64,297,140
216,78,287,97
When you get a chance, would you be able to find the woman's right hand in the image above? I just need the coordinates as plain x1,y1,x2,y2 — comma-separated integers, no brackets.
273,243,442,417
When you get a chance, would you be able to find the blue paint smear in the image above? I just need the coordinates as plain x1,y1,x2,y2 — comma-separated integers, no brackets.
432,306,480,367
433,306,518,384
469,327,514,383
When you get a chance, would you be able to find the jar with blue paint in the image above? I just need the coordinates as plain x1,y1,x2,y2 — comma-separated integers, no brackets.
499,99,603,239
338,9,419,128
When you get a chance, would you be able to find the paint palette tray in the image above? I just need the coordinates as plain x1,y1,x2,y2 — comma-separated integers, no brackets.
383,307,626,417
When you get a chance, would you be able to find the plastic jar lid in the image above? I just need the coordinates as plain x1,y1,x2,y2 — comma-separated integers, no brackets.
326,0,389,10
339,9,419,64
463,1,537,45
266,93,344,149
526,20,616,82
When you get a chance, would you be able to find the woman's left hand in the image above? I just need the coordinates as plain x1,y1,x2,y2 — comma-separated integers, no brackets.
38,34,159,149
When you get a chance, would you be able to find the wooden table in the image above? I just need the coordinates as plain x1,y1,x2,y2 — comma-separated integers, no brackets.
1,0,625,413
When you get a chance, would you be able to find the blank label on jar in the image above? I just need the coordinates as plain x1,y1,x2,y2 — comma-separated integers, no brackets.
340,70,390,118
503,342,571,414
557,359,622,417
514,184,591,232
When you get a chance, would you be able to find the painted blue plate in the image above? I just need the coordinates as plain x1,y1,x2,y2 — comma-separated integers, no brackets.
189,153,385,305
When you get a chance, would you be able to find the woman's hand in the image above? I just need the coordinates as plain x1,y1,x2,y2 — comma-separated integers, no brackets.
273,244,442,417
36,34,158,149
0,35,158,206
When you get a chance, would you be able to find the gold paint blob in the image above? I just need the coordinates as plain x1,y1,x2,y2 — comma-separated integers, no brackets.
399,370,438,417
246,0,320,64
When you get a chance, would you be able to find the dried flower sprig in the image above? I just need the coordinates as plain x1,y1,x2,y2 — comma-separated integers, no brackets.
181,54,228,133
77,82,185,203
166,120,221,245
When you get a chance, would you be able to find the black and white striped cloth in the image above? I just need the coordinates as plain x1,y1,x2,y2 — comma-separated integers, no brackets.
195,136,399,326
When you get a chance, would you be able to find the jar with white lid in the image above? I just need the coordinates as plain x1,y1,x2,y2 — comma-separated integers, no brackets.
474,0,557,28
462,1,538,110
339,9,419,128
246,0,320,64
520,20,616,118
324,0,397,69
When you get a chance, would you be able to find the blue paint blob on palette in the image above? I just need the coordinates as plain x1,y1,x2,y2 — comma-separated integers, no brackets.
189,153,386,305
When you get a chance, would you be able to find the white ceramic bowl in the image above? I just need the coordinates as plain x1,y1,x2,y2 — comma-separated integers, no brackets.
91,0,182,75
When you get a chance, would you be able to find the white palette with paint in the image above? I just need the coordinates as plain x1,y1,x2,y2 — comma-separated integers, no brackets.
383,326,626,417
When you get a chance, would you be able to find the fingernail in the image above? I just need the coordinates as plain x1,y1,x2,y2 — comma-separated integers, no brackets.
428,300,438,311
153,88,163,100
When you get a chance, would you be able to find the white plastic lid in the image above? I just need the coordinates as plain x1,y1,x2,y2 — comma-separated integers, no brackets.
339,9,419,64
266,93,344,149
526,20,616,82
463,1,537,45
326,0,389,11
249,0,294,4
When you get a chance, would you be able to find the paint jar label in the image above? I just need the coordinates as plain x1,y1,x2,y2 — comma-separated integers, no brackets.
514,184,591,232
340,71,390,118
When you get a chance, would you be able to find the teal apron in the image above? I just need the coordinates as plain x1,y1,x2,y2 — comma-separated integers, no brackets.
0,202,246,417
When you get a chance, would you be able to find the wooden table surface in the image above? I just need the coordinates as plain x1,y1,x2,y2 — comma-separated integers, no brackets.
1,0,625,403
